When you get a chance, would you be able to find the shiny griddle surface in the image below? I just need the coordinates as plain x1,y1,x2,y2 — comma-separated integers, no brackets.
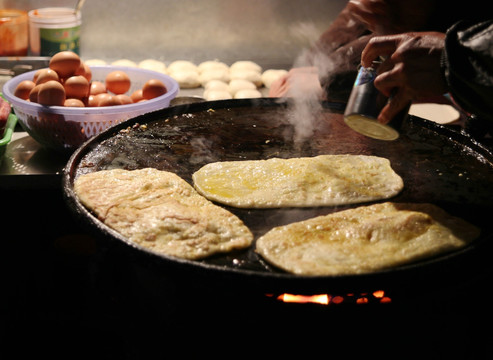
64,99,493,292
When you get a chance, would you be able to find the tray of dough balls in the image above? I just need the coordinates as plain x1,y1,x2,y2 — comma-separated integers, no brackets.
87,58,288,101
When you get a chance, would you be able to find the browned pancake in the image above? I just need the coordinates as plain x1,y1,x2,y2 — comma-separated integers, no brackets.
74,168,253,260
193,155,403,208
256,202,480,275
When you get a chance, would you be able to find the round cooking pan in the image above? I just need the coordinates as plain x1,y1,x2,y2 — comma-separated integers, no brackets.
63,98,493,295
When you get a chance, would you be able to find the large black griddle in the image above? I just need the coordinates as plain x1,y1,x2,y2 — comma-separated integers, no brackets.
63,98,493,295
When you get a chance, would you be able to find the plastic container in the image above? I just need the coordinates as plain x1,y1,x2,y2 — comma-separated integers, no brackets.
28,7,81,56
0,9,28,56
0,112,18,166
2,66,179,151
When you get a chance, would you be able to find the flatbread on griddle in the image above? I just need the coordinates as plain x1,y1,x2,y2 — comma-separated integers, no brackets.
192,155,403,208
255,202,480,275
74,168,253,260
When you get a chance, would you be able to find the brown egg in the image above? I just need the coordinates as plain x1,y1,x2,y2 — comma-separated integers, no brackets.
105,70,131,94
98,95,121,107
130,89,144,102
86,95,98,107
49,51,81,78
64,98,85,107
64,75,90,99
92,93,113,106
87,95,98,107
14,80,36,100
113,94,133,105
89,81,106,95
74,61,92,82
33,68,47,83
142,79,167,99
35,68,60,85
37,80,66,106
29,84,42,103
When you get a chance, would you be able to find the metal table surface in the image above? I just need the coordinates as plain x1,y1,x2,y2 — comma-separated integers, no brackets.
1,59,269,189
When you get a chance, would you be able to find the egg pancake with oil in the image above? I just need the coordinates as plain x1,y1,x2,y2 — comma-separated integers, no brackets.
74,168,253,260
192,155,403,208
256,202,480,275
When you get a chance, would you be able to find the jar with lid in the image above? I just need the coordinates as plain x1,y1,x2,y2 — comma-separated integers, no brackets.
28,7,81,56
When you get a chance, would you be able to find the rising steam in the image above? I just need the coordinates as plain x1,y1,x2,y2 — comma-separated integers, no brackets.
284,23,336,145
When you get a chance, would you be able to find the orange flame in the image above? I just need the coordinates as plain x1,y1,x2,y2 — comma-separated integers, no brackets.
277,293,330,305
272,290,391,305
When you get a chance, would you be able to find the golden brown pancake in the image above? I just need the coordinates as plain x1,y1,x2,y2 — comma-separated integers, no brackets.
74,168,253,260
192,155,403,208
256,202,480,275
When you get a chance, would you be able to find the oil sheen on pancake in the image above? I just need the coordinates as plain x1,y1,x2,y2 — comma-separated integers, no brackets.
256,202,480,275
74,168,253,260
192,155,403,208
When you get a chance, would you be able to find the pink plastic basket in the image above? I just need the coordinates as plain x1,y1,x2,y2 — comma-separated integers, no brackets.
2,65,179,151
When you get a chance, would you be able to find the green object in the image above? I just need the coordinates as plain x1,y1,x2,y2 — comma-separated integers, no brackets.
40,25,81,56
0,111,19,163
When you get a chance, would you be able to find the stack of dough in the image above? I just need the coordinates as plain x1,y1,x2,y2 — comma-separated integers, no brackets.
229,79,261,99
202,78,261,100
201,60,264,100
230,60,262,86
203,80,232,100
198,60,230,86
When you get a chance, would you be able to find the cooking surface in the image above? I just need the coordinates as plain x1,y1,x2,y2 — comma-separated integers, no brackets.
64,98,493,293
3,97,493,357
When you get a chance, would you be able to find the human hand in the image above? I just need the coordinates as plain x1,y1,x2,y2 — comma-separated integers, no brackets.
268,67,323,98
346,0,436,35
361,32,447,123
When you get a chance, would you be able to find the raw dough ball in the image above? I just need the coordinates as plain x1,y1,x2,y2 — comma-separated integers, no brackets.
169,70,200,88
111,59,138,67
228,79,257,95
234,89,262,99
230,60,262,73
198,68,230,86
261,69,288,88
198,60,229,73
204,80,229,92
84,59,107,66
167,60,198,74
138,59,167,74
203,90,233,101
